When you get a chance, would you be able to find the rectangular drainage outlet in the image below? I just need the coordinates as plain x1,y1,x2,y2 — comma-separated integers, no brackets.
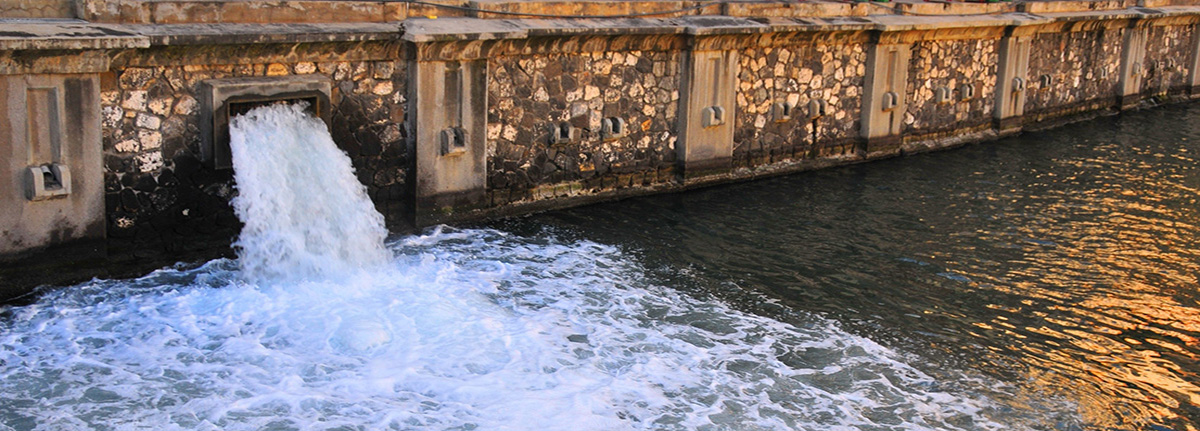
201,75,332,170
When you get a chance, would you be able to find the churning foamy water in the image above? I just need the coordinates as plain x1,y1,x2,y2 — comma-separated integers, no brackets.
1,105,1023,430
228,103,389,282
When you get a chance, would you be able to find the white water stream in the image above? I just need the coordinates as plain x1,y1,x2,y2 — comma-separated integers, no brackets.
0,104,1041,430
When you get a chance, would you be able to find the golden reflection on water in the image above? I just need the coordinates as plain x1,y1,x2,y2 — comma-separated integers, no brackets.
946,145,1200,428
527,108,1200,428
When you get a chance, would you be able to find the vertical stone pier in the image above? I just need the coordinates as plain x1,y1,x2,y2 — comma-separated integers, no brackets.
861,38,911,158
677,31,740,181
1,75,105,255
1120,22,1149,109
0,26,146,260
994,32,1032,132
1190,24,1200,95
408,36,490,225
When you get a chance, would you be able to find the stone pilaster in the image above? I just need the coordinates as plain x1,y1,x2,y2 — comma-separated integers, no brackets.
993,33,1031,132
1,74,105,256
1189,24,1200,96
677,39,738,181
410,52,488,225
860,40,911,158
1119,23,1148,109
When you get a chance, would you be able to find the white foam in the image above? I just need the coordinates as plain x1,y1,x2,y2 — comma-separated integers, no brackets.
0,228,1031,430
228,103,389,283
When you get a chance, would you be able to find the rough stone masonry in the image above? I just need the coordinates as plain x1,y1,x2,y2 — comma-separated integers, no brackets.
2,0,1200,299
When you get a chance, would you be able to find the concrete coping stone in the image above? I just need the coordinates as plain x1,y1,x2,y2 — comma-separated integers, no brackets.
675,15,771,35
848,12,1047,30
0,22,149,50
522,18,690,36
6,4,1200,50
401,6,1181,44
401,16,773,42
404,13,1048,43
402,12,1050,42
1160,5,1200,13
402,17,530,42
402,15,785,42
126,22,403,46
1035,6,1162,20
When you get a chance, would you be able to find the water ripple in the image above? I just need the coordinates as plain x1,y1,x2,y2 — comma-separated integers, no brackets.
512,103,1200,429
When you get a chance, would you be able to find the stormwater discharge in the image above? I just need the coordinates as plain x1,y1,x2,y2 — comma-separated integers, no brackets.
228,103,390,282
0,104,1021,430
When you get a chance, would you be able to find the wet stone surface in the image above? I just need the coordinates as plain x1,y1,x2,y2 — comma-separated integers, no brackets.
1025,29,1124,113
904,39,998,135
101,46,410,257
1142,25,1196,97
486,50,682,205
734,41,866,167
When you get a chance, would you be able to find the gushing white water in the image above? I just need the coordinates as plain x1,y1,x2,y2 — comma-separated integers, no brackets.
229,103,389,282
0,105,1040,430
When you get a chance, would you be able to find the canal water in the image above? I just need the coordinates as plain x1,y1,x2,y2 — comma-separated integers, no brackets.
497,102,1200,429
1,103,1198,430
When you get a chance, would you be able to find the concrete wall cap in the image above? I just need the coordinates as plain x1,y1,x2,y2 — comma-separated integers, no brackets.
756,17,876,33
128,23,402,46
522,18,688,36
677,16,767,35
0,23,149,51
401,16,760,42
402,18,528,42
1036,7,1159,21
867,12,1048,30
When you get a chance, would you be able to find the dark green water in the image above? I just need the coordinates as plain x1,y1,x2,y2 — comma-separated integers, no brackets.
498,103,1200,429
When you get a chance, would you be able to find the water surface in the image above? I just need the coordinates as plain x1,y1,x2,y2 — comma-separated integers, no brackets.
500,103,1200,429
2,104,1199,430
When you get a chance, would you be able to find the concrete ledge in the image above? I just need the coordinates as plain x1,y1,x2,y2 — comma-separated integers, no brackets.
81,0,409,24
0,22,148,50
63,0,1200,26
864,135,903,159
401,16,767,43
126,22,402,45
1142,0,1200,7
895,1,1018,16
467,0,715,19
1019,0,1138,13
6,5,1199,50
1036,6,1159,20
902,127,998,155
523,18,691,36
721,1,859,19
402,17,531,42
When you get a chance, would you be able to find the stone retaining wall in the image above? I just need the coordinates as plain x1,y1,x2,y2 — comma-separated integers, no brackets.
733,34,869,168
486,43,682,206
99,40,409,260
4,8,1200,297
904,38,998,137
1025,27,1124,116
1143,23,1197,96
